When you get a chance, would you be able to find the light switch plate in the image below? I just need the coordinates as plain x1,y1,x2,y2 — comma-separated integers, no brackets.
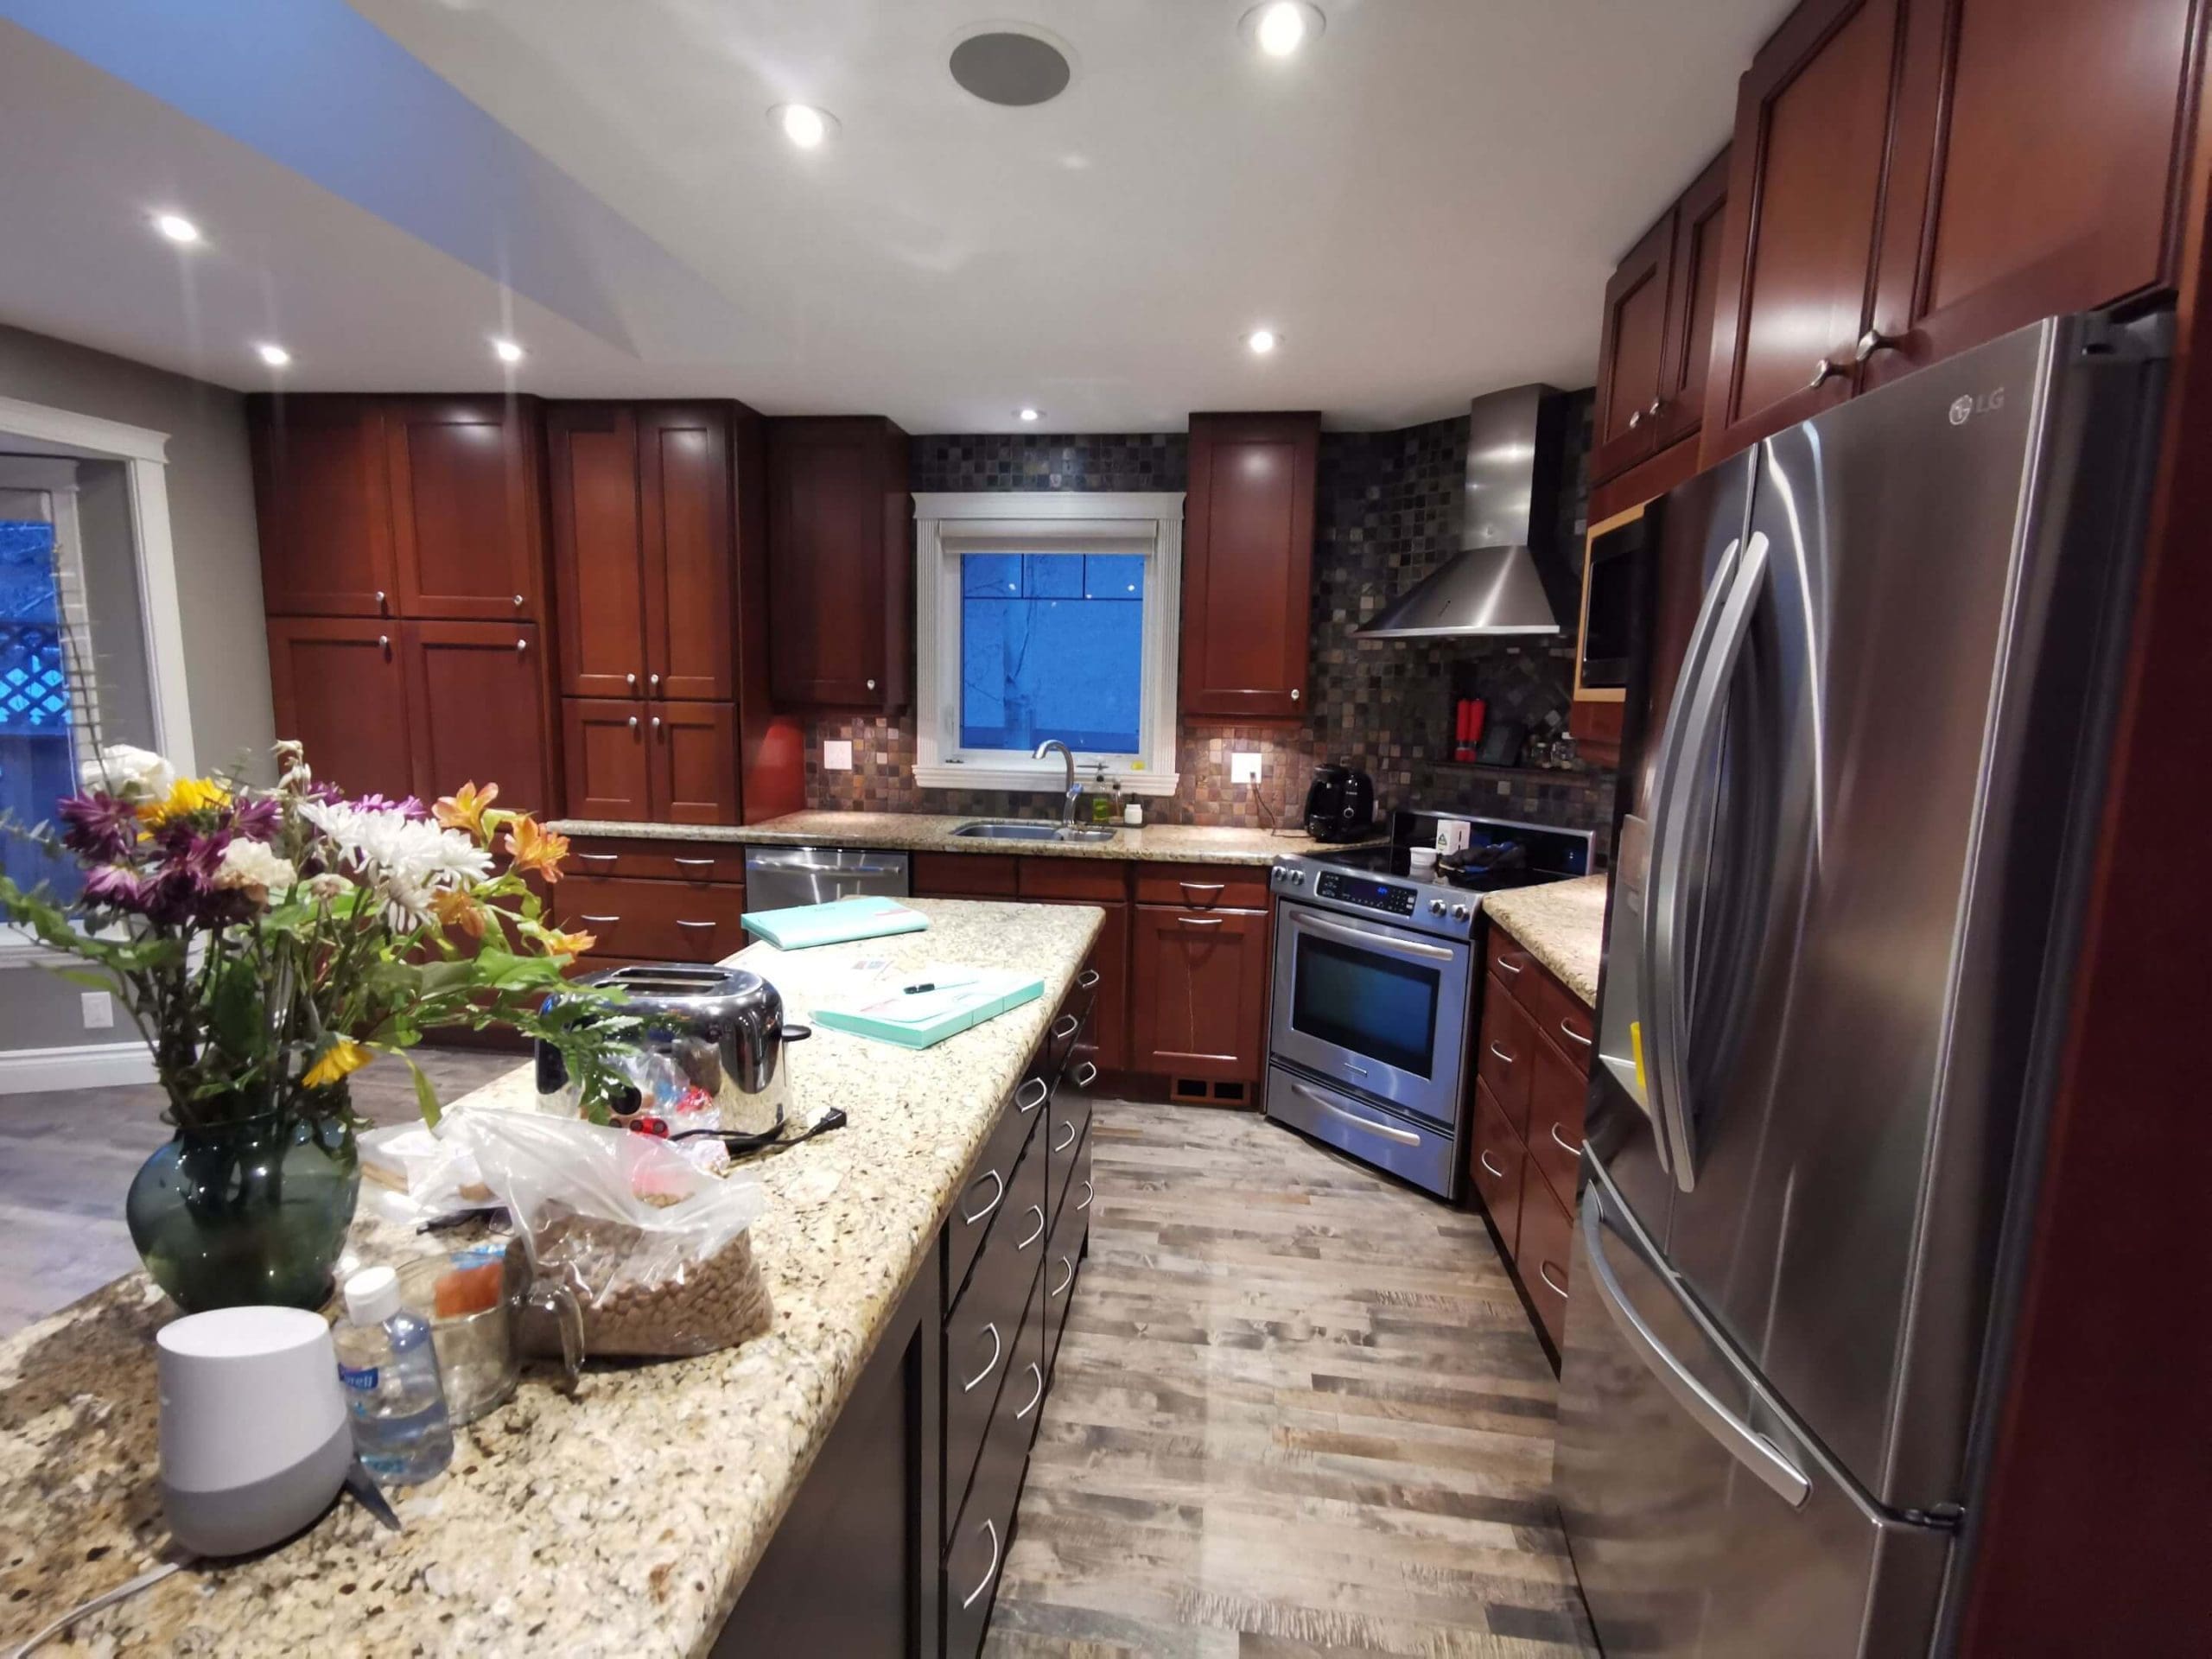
823,739,854,772
1230,752,1263,784
80,991,113,1029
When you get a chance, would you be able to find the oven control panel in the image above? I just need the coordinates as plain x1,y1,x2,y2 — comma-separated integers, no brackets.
1313,871,1419,918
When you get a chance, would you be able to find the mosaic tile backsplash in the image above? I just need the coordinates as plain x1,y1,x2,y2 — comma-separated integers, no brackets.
806,402,1618,857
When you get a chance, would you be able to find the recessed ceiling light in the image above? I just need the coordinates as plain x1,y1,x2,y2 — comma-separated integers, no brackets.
256,343,292,367
1243,2,1325,57
771,103,839,149
1246,328,1281,355
492,337,524,364
153,212,201,245
1018,407,1042,423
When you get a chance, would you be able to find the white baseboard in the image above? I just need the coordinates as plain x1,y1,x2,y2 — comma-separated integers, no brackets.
0,1040,157,1095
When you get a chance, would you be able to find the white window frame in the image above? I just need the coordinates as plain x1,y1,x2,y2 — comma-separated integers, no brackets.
912,490,1184,796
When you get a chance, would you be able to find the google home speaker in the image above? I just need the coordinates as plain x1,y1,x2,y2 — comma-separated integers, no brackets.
156,1306,352,1556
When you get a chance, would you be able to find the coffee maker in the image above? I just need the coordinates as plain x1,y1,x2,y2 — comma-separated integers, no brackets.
1301,762,1376,842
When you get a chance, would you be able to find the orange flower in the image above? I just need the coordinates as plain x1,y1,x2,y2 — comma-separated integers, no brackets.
504,816,569,884
434,780,499,839
430,887,488,940
538,926,597,958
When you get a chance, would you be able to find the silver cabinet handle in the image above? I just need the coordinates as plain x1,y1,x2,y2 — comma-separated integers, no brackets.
1077,1179,1093,1212
626,672,637,687
675,918,715,930
960,1167,1004,1226
1177,916,1224,928
1053,1118,1077,1154
1077,968,1100,990
866,677,877,691
1488,1043,1516,1066
1478,1150,1507,1180
1179,881,1224,898
650,715,662,731
577,853,618,863
512,592,525,607
1808,356,1843,390
960,1322,1001,1393
1290,1082,1422,1147
1550,1122,1583,1156
1628,408,1643,429
1051,1256,1073,1299
378,633,391,653
960,1520,999,1610
1854,328,1897,363
1014,1360,1045,1421
1052,1014,1079,1040
579,913,620,924
1016,1077,1048,1114
1647,397,1662,417
1581,1187,1810,1507
375,589,387,612
1289,687,1300,702
1494,957,1523,976
1017,1204,1046,1249
1071,1061,1098,1088
1539,1261,1570,1299
627,715,639,730
672,857,715,868
516,637,528,652
649,672,661,690
1559,1020,1593,1048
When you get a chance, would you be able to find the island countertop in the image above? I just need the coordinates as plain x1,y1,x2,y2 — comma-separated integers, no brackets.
0,898,1101,1658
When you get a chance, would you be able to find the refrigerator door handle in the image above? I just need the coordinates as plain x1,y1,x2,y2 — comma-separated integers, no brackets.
1580,1185,1812,1510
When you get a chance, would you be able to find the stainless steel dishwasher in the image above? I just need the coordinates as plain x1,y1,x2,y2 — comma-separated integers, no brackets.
742,847,912,912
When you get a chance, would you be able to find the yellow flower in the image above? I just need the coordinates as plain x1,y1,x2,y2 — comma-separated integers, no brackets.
138,776,231,825
430,887,488,940
538,926,597,958
302,1036,371,1090
434,780,499,840
504,816,569,884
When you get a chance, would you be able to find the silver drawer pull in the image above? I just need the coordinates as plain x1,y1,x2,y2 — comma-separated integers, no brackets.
1077,1179,1094,1212
576,853,618,863
1053,1119,1077,1154
1538,1262,1569,1299
1478,1151,1507,1180
1071,1061,1098,1088
1550,1123,1583,1156
1179,881,1225,897
1293,1082,1422,1147
675,919,715,929
1559,1020,1593,1048
1077,968,1100,990
1014,1360,1045,1421
1017,1204,1046,1249
1496,957,1524,976
673,857,715,868
960,1167,1005,1226
960,1322,1002,1393
1016,1077,1049,1114
1178,916,1224,928
961,1520,1000,1610
1051,1256,1074,1299
1052,1014,1079,1040
579,913,620,925
1487,1043,1516,1066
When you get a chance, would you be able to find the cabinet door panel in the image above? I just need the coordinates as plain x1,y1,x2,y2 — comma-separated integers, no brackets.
1180,413,1318,720
546,404,646,699
403,622,552,816
1654,148,1731,453
1706,0,1903,461
250,398,397,617
1590,213,1675,482
1864,0,2195,390
1470,1077,1528,1262
641,406,735,702
387,397,543,621
766,419,899,708
1477,975,1536,1140
561,698,651,822
1128,906,1269,1082
650,702,740,824
265,618,413,800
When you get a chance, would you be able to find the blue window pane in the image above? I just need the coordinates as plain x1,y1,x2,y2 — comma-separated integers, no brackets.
959,552,1143,754
0,520,84,902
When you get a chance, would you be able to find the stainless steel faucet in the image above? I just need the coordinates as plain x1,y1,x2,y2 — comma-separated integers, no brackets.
1033,740,1080,828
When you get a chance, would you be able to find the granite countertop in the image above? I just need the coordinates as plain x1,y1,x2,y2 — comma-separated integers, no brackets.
0,899,1101,1658
547,810,1351,868
1482,874,1609,1007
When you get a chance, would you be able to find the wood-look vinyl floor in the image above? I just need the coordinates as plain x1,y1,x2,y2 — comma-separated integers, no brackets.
0,1046,517,1339
987,1103,1597,1658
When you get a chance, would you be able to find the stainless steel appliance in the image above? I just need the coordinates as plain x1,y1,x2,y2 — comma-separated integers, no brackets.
1266,811,1593,1198
1300,761,1376,842
1556,310,2169,1657
742,845,911,911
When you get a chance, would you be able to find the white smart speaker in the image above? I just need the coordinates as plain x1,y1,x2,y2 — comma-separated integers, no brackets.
156,1306,352,1556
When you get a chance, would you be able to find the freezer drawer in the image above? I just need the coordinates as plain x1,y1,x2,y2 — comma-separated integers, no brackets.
1554,1168,1951,1657
1266,1065,1459,1198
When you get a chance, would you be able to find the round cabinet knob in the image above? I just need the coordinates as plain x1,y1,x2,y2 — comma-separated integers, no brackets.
1428,899,1446,916
515,638,528,652
626,672,637,687
512,593,525,608
1854,328,1897,364
866,678,878,691
1452,903,1471,921
1289,688,1300,702
627,715,639,730
375,589,388,613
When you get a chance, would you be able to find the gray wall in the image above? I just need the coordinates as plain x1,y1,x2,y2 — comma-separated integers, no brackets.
0,323,271,1056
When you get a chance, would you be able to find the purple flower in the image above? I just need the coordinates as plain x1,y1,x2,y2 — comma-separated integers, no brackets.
226,798,282,843
349,793,432,823
81,862,152,912
162,830,232,893
54,791,139,861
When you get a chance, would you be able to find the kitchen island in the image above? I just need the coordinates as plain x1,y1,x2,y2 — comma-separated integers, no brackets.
0,898,1102,1658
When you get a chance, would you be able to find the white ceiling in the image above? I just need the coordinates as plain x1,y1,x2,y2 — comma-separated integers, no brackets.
0,0,1794,431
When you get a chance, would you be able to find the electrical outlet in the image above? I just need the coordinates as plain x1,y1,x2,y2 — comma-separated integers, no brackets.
80,991,113,1030
823,740,854,772
1230,752,1263,785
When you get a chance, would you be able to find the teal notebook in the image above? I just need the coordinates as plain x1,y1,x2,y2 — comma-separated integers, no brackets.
742,895,931,950
813,969,1046,1049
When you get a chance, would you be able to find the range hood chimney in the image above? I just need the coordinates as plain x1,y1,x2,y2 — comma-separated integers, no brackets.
1357,384,1568,639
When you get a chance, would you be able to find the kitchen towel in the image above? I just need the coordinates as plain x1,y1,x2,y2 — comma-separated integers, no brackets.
741,895,930,950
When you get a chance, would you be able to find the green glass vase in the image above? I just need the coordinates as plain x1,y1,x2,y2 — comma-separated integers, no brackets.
125,1106,360,1313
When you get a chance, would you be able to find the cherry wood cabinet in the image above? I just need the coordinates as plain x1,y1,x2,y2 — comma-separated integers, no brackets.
560,699,652,822
545,404,649,700
765,416,911,710
250,398,397,618
403,621,554,816
264,617,414,800
557,699,738,824
1652,149,1732,454
1591,215,1677,483
1128,903,1271,1082
1179,412,1319,722
1018,858,1134,1073
383,397,545,622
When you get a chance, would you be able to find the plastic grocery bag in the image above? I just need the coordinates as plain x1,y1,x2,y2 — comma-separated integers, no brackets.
454,1110,772,1357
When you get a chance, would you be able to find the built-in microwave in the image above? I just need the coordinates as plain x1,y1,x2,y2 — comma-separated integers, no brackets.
1576,503,1647,695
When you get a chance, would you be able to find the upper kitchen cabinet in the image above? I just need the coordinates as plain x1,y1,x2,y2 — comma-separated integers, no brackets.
264,617,414,800
1703,0,1905,461
1860,0,2198,391
548,402,737,701
1651,149,1731,454
248,397,397,618
765,416,912,711
385,397,546,621
1179,411,1319,721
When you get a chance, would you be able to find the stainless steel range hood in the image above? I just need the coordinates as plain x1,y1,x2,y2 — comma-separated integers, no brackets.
1358,384,1567,639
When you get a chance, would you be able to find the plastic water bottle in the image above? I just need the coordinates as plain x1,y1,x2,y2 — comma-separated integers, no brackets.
334,1265,454,1485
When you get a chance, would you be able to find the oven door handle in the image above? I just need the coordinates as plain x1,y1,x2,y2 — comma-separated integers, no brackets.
1289,1083,1424,1146
1293,912,1459,964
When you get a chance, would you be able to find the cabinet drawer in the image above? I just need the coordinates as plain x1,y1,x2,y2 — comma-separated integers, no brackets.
1527,1035,1589,1217
947,1072,1049,1305
1133,863,1269,910
1485,926,1538,1001
944,1133,1046,1544
557,874,742,962
1043,1121,1090,1382
1470,1077,1528,1262
1476,976,1535,1137
1018,859,1128,902
1044,980,1093,1089
914,852,1020,898
1046,1069,1092,1229
944,1272,1044,1659
1517,1169,1573,1352
1530,968,1596,1071
565,836,746,886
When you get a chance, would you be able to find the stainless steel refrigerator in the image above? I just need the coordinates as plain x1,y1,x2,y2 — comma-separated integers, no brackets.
1554,310,2169,1656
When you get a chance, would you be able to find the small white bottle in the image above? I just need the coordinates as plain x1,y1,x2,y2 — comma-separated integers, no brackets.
1122,798,1143,827
334,1265,454,1485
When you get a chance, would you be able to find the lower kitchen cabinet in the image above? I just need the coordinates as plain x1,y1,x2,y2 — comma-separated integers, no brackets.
554,835,746,965
1129,903,1271,1087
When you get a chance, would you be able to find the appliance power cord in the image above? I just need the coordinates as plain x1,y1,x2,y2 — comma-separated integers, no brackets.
9,1557,190,1657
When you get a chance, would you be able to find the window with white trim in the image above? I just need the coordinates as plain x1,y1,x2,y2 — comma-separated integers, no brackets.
912,492,1184,795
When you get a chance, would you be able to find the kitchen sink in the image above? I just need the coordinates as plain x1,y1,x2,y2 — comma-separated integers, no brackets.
951,820,1119,843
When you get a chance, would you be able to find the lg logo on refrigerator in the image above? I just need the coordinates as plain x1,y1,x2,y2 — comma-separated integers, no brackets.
1949,388,2006,426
